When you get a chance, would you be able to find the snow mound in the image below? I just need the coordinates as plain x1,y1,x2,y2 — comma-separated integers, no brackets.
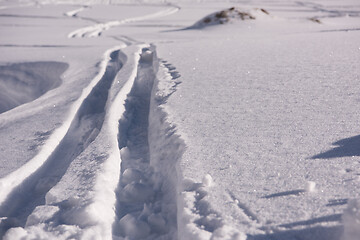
0,62,68,114
189,7,271,29
342,199,360,240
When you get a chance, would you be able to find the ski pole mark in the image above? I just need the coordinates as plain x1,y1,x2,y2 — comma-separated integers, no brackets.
262,189,306,199
227,190,260,224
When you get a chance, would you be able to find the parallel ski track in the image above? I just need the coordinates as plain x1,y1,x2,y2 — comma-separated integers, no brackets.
0,46,125,236
68,5,180,38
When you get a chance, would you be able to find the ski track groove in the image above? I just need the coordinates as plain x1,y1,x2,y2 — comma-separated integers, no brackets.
112,46,185,239
227,190,260,224
113,46,156,239
0,46,125,237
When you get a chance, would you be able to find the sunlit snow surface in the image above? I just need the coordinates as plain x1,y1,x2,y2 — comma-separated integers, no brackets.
0,0,359,239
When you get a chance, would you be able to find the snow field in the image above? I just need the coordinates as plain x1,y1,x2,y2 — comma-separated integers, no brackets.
0,0,360,239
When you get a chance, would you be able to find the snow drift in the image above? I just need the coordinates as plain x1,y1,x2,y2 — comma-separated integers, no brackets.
189,7,271,29
0,62,68,114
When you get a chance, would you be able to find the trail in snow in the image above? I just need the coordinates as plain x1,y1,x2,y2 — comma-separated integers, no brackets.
0,2,183,236
112,47,185,239
296,1,360,18
114,47,158,239
0,43,185,239
0,49,124,237
64,5,101,24
0,46,125,208
68,5,180,38
64,5,89,18
0,0,34,10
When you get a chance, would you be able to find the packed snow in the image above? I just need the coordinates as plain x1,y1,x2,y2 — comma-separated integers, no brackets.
0,0,359,239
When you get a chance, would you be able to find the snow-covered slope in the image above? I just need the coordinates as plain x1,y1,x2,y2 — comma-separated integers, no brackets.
0,0,359,239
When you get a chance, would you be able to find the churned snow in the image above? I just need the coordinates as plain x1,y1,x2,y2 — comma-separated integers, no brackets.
0,0,359,239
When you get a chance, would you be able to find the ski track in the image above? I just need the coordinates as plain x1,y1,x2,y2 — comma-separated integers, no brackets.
64,5,90,18
0,2,184,237
0,42,185,239
64,5,101,24
296,1,360,18
90,44,145,240
0,46,125,237
111,46,185,240
68,5,180,38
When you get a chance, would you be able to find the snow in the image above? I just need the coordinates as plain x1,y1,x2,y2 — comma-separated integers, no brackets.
0,0,359,239
0,62,68,114
342,199,360,240
202,174,213,188
306,181,316,193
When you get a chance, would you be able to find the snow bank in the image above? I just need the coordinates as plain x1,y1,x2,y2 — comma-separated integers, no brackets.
189,7,272,29
0,62,68,114
342,199,360,240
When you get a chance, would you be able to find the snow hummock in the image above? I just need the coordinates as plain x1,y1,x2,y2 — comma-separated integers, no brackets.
306,181,317,193
189,7,272,29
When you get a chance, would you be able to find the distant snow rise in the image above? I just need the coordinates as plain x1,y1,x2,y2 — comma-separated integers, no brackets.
189,7,271,29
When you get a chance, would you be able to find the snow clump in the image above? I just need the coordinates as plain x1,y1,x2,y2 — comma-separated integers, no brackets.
305,181,316,193
202,174,213,187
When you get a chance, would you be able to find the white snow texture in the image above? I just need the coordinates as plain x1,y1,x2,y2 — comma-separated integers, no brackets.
0,0,360,239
